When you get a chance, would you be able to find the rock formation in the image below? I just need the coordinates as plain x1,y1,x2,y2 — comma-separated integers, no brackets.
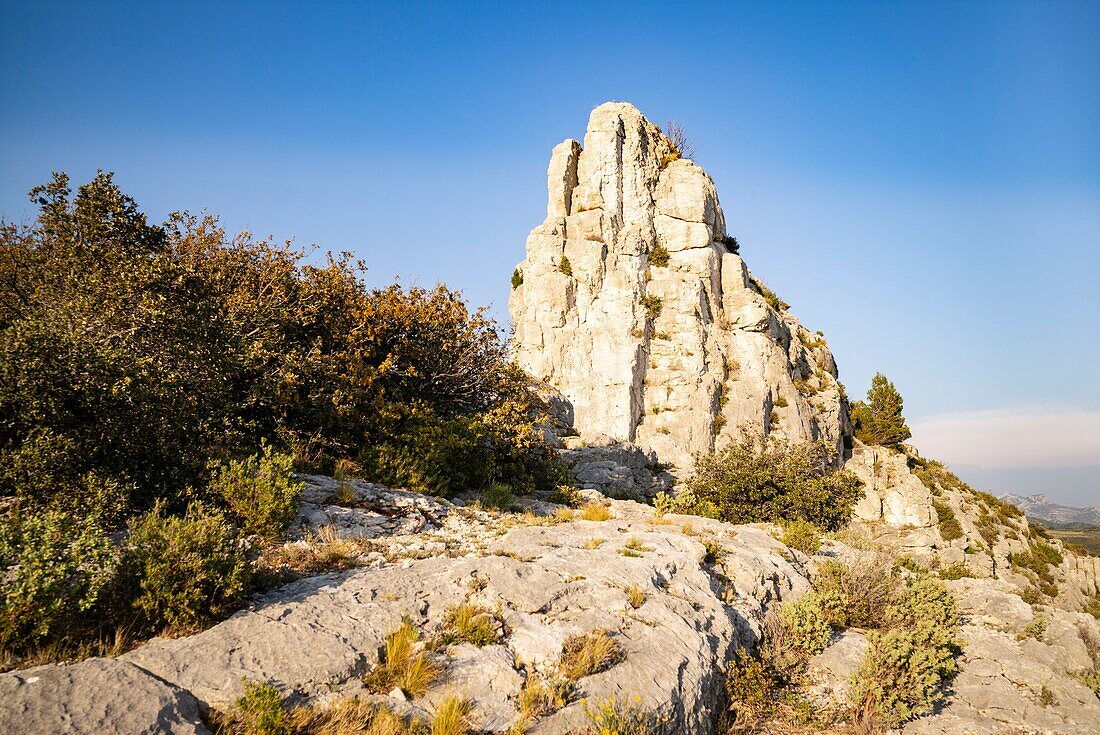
510,102,852,469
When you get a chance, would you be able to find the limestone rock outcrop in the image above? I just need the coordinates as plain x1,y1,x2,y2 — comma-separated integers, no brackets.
510,102,852,469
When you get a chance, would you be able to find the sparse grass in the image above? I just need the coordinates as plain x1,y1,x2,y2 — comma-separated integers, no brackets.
257,525,366,581
331,481,358,506
938,562,972,580
933,500,964,542
364,621,440,698
747,274,789,312
434,603,502,648
429,696,470,735
622,536,653,552
511,675,572,732
618,548,643,558
560,629,624,680
478,483,516,512
580,696,658,735
1018,614,1047,642
582,537,606,550
626,585,646,609
211,689,432,735
579,502,611,521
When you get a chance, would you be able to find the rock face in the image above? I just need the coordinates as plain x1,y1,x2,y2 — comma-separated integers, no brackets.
510,102,852,469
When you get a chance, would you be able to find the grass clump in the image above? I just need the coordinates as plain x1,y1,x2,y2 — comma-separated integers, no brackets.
434,603,502,647
1018,613,1047,641
626,585,646,609
938,562,973,580
210,445,302,540
364,621,440,698
513,675,572,731
428,696,470,735
477,483,516,512
580,696,657,735
579,502,611,521
582,537,606,550
622,536,652,553
682,431,862,531
560,629,624,680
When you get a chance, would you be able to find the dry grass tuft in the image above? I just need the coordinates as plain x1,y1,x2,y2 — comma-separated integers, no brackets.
582,537,606,550
429,696,471,735
579,502,611,522
626,586,646,609
434,603,502,648
560,629,625,680
364,621,440,698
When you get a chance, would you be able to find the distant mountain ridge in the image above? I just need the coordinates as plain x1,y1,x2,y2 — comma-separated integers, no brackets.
1000,492,1100,527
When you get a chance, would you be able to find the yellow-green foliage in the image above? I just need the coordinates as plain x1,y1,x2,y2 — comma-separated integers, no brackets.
364,621,440,697
428,696,470,735
813,556,896,629
123,501,250,635
725,648,782,719
210,445,302,540
0,505,117,652
478,483,515,512
513,675,572,729
558,256,572,277
779,520,821,555
580,697,657,735
851,576,961,730
938,562,972,580
932,500,964,541
747,274,789,312
626,585,646,609
579,502,611,521
560,629,624,680
511,268,523,289
1019,614,1047,641
222,680,291,735
779,593,835,655
434,603,502,647
684,431,863,531
649,244,670,267
640,294,662,320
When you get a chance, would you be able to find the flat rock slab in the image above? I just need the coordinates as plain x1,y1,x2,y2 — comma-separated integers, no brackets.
0,657,209,735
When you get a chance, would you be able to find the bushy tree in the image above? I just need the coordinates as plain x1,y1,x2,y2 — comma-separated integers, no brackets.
682,431,863,530
850,373,911,447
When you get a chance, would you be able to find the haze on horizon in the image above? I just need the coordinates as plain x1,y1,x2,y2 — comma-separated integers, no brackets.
2,0,1098,506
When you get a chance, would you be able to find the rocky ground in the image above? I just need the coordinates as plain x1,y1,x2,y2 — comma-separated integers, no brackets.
3,473,1099,735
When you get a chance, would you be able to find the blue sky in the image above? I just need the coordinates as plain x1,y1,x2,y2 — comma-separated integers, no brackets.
2,1,1098,504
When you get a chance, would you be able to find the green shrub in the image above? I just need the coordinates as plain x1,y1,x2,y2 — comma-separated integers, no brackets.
0,505,118,652
558,256,572,276
640,294,662,320
122,501,250,635
649,244,670,267
938,562,972,580
229,680,290,735
580,696,657,735
780,593,834,655
478,483,515,512
210,446,302,540
813,555,896,628
932,500,964,541
725,648,781,719
850,626,955,729
684,431,862,530
779,520,821,555
511,268,523,289
1019,614,1047,641
747,274,789,312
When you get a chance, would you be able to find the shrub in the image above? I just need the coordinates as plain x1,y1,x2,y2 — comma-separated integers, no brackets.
558,256,572,276
511,268,523,289
122,501,250,635
779,593,834,655
228,680,290,735
1019,614,1047,641
0,505,118,652
210,445,302,540
850,627,955,729
477,483,515,512
649,244,670,267
779,520,821,555
933,500,964,541
938,562,972,580
560,629,624,680
684,431,862,530
747,274,789,312
640,294,662,320
850,373,911,447
726,648,782,719
434,603,502,647
364,621,440,698
652,491,675,518
813,555,896,628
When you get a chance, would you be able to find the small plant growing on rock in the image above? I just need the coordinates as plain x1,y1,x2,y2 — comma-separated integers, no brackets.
653,491,675,518
932,500,964,542
1019,613,1048,642
626,585,646,609
511,268,523,289
1038,685,1058,707
434,603,503,647
581,696,658,735
478,483,516,512
222,679,290,735
558,256,573,277
364,620,440,698
429,696,471,735
938,562,972,580
582,537,606,550
622,536,653,553
640,294,662,320
331,481,358,506
514,675,572,729
779,593,836,656
649,243,670,267
579,502,611,521
560,629,624,680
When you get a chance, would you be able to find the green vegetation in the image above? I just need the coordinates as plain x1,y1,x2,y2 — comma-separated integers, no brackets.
580,697,658,735
434,603,502,647
681,431,862,530
364,621,440,697
511,268,523,289
747,274,789,312
558,256,572,276
779,520,822,555
0,172,564,662
1008,540,1064,598
850,373,912,447
649,243,670,267
640,294,662,320
932,500,964,541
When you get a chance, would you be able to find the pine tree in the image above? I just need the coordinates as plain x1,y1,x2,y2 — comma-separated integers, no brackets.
851,373,912,447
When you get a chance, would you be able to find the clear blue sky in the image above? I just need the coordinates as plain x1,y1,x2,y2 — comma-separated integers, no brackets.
2,1,1098,502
